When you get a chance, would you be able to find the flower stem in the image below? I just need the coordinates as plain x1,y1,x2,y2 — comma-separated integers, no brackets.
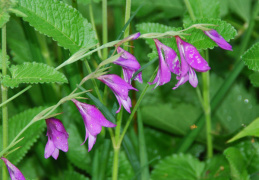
1,24,8,180
102,0,108,60
112,147,120,180
123,0,131,50
202,50,212,158
184,0,196,21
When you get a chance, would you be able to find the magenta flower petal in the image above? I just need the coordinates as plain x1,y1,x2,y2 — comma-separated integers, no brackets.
44,118,69,159
1,157,25,180
72,99,116,151
173,73,189,90
114,47,142,84
188,68,198,87
97,74,137,113
204,29,232,51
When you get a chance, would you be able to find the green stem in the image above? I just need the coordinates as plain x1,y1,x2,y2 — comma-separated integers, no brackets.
184,0,196,21
2,24,8,180
123,0,131,50
112,147,120,180
176,0,259,153
102,0,108,60
202,51,212,158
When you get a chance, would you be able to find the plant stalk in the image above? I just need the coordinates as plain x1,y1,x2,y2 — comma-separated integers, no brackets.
102,0,108,60
123,0,131,50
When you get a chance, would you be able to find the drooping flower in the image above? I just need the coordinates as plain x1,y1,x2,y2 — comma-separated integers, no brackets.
204,29,232,51
173,36,210,89
116,32,141,47
71,99,116,151
1,157,25,180
97,74,138,113
114,46,142,84
149,39,180,89
44,118,69,160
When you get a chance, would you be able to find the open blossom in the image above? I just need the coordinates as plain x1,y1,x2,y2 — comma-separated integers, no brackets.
149,39,180,89
44,118,69,160
114,46,142,84
204,29,232,51
174,36,210,89
72,99,116,151
97,74,137,113
1,157,25,180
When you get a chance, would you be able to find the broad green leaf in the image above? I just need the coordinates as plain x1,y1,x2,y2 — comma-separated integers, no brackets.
183,0,220,24
2,62,68,88
249,72,259,87
184,18,237,50
227,117,259,143
0,49,10,69
150,154,205,180
229,0,251,22
66,123,91,172
0,107,47,165
136,23,182,59
7,18,34,63
52,171,90,180
242,42,259,71
223,147,250,180
16,0,97,53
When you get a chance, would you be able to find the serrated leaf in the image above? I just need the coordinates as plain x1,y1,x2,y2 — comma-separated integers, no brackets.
150,154,205,180
0,49,10,69
249,72,259,87
2,62,68,88
16,0,97,53
136,23,182,59
52,171,90,180
183,0,220,24
229,0,251,22
227,117,259,143
184,18,237,50
7,18,34,63
66,123,91,172
242,42,259,71
224,147,250,180
0,107,47,166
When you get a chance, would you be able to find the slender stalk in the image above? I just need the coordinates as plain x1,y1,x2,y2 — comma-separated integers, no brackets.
112,147,120,180
184,0,196,21
2,24,9,180
102,0,108,60
123,0,131,50
202,51,212,158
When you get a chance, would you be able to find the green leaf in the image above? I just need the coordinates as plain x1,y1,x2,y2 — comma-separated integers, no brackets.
229,0,251,22
223,147,250,180
136,23,182,59
0,11,10,28
183,0,220,24
2,62,68,88
227,117,259,143
52,171,90,180
0,49,10,69
150,154,205,180
0,107,47,165
242,42,259,71
66,123,91,172
16,0,97,53
249,72,259,87
184,18,237,50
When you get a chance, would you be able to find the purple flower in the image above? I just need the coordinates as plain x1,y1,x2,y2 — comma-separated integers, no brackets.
1,157,25,180
72,99,116,151
44,118,69,160
97,74,138,113
204,29,232,51
149,39,180,89
173,36,210,89
114,46,142,84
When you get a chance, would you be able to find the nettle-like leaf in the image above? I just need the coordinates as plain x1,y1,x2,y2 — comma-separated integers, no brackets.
2,62,68,88
184,18,237,50
242,42,259,71
136,23,182,59
66,123,91,172
183,0,220,24
249,72,259,87
16,0,97,53
0,49,10,69
0,107,47,166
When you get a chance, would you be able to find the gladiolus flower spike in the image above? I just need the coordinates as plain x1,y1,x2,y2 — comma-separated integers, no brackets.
149,39,180,89
174,36,210,89
114,47,143,84
204,29,232,51
1,157,26,180
72,99,116,151
97,74,138,113
44,118,69,160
